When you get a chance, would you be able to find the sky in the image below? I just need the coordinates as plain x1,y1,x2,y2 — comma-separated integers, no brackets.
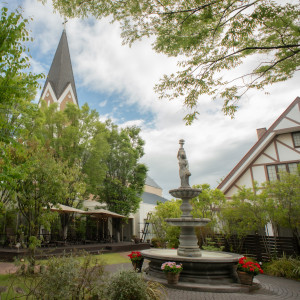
4,0,300,199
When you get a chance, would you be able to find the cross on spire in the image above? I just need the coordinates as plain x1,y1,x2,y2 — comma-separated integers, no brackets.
62,19,68,30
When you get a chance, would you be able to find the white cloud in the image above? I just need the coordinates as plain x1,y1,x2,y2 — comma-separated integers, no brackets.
119,119,145,128
16,0,300,199
98,100,107,108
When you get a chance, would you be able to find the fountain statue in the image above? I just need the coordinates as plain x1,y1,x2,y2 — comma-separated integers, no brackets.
167,139,210,257
177,139,191,188
141,140,258,292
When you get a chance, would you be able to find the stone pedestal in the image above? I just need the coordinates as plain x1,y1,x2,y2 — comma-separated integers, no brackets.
167,188,210,257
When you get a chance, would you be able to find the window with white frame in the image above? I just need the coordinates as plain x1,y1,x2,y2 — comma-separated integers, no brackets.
267,162,299,181
292,132,300,147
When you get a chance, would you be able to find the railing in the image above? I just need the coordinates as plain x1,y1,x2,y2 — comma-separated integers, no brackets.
202,234,299,261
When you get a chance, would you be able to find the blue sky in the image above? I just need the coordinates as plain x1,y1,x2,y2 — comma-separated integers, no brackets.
4,0,300,198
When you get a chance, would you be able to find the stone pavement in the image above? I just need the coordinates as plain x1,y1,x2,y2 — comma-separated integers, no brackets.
0,262,18,274
1,257,300,300
105,262,300,300
164,274,300,300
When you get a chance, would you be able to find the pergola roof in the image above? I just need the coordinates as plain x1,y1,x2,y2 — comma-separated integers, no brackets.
48,204,126,218
49,204,85,214
83,208,126,218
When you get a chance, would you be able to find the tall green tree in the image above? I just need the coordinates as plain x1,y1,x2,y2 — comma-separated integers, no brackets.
190,184,225,247
36,102,109,238
219,184,268,252
264,166,300,250
0,6,42,208
0,6,42,141
38,101,110,193
150,199,182,248
191,184,225,220
98,122,147,216
56,161,87,240
14,143,64,238
50,0,300,123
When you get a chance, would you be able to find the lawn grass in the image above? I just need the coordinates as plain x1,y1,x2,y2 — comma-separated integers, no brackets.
0,274,32,299
98,252,130,265
36,252,129,265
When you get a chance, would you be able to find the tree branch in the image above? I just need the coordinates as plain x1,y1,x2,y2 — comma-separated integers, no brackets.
159,1,217,16
208,44,300,64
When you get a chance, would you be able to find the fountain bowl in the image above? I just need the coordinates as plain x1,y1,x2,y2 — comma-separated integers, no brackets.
169,188,201,199
165,217,210,227
142,248,241,285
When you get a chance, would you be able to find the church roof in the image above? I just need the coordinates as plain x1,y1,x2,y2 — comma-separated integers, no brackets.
141,192,168,205
145,176,162,190
41,30,78,105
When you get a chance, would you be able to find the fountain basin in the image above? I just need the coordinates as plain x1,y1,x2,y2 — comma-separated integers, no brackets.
142,248,241,284
169,188,201,199
166,217,210,227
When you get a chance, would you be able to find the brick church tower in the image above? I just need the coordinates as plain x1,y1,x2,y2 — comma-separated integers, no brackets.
40,29,78,110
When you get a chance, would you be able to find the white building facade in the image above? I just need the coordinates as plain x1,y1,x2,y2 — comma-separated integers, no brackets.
218,97,300,198
132,177,168,241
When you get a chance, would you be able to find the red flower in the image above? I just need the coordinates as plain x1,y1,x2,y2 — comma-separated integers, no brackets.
237,256,263,276
128,251,143,262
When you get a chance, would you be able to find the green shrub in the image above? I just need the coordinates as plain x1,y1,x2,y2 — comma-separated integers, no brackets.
264,256,300,279
107,270,148,300
107,270,166,300
201,237,225,251
167,236,179,248
151,238,162,248
32,253,105,299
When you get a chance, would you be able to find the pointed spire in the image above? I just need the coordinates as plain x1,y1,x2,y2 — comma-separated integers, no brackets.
40,29,78,107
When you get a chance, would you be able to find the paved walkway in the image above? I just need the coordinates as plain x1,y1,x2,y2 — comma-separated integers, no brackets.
0,262,18,274
1,256,300,300
164,275,300,300
105,262,300,300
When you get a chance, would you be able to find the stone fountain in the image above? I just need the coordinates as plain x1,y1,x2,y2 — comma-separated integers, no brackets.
142,140,259,292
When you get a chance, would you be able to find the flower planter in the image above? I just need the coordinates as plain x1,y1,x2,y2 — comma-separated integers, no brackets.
166,272,180,284
237,256,263,285
237,271,254,285
132,258,144,272
161,261,183,284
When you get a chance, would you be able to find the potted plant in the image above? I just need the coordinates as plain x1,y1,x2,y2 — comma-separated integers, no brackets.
128,251,144,272
161,261,183,284
237,256,263,285
131,235,140,244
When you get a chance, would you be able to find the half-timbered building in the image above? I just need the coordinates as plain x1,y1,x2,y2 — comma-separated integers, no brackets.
218,97,300,198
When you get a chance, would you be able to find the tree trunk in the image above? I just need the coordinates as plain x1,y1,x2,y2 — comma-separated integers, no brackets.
60,213,70,240
63,225,68,241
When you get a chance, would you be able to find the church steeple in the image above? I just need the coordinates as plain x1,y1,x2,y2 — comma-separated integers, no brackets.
40,29,79,110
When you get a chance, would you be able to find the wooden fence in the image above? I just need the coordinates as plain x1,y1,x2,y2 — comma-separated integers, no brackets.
204,234,299,261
